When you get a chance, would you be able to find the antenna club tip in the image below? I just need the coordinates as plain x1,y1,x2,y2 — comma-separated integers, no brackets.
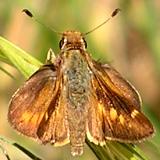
111,8,121,17
22,9,33,18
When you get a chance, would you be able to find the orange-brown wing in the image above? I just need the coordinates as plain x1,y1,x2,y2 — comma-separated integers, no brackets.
37,93,70,146
8,64,60,138
87,62,154,144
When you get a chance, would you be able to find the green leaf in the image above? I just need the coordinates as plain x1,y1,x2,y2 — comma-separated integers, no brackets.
0,136,42,160
0,36,42,78
13,143,42,160
87,140,148,160
0,142,11,160
0,65,15,79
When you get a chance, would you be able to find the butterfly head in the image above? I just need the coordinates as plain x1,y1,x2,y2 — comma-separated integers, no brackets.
59,31,87,50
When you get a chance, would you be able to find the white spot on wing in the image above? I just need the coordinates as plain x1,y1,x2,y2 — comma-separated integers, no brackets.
131,109,139,118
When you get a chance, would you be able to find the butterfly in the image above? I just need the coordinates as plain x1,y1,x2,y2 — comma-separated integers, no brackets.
8,9,154,156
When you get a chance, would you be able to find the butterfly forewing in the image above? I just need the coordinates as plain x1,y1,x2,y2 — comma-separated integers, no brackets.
94,62,142,109
8,64,60,138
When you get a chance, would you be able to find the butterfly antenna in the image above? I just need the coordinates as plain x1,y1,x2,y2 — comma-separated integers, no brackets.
22,9,62,35
84,8,121,36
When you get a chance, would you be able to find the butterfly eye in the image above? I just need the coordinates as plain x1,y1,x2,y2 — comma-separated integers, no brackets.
59,38,65,49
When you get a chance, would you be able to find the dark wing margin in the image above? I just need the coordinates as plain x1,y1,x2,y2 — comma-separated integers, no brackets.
87,61,154,144
8,64,60,138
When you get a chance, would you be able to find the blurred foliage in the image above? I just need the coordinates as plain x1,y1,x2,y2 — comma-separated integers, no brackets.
0,0,160,160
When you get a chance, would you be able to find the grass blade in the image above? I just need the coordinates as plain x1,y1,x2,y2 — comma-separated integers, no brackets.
0,36,42,77
0,136,42,160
